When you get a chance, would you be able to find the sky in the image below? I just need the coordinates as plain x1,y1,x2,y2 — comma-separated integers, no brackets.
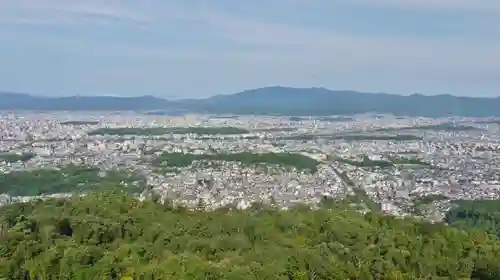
0,0,499,98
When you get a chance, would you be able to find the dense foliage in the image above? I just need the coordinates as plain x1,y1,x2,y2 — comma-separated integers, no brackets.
0,166,145,196
446,200,500,236
0,152,35,163
60,121,99,126
1,191,500,279
334,155,429,170
153,152,319,173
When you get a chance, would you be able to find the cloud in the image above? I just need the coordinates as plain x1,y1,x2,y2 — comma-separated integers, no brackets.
3,1,498,74
126,4,499,75
342,0,500,14
0,0,151,26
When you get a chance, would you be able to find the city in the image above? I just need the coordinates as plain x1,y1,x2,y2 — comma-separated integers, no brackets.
2,111,499,223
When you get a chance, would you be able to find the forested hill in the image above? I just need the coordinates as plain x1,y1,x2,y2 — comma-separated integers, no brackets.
2,87,500,116
0,92,171,111
1,191,500,279
192,87,500,117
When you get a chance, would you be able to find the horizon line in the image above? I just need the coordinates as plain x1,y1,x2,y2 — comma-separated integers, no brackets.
0,86,498,99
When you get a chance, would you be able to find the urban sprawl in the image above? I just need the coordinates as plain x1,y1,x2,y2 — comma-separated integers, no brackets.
1,111,499,222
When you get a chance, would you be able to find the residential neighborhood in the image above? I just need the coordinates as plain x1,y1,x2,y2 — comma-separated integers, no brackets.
1,111,499,222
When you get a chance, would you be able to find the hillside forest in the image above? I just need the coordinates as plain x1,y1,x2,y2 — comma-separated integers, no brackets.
1,190,500,279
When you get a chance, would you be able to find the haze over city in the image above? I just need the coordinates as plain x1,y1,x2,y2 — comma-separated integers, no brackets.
1,0,499,97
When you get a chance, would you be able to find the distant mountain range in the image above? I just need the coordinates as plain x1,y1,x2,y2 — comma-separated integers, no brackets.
1,87,499,117
0,92,170,111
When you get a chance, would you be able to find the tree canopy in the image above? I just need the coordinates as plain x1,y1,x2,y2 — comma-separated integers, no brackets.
1,191,500,279
153,152,319,173
0,166,145,196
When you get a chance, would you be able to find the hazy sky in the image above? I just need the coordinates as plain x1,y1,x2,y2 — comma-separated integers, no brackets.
0,0,499,98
